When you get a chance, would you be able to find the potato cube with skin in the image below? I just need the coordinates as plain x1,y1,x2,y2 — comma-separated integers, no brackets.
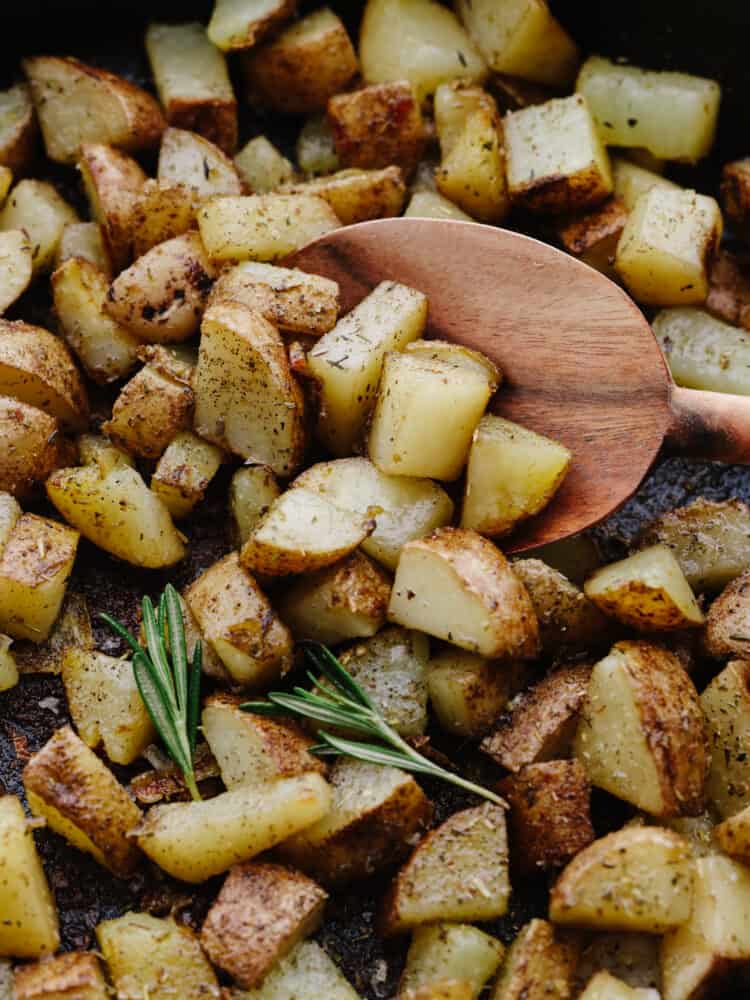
701,659,750,818
24,726,142,877
209,260,339,336
127,181,197,259
197,193,340,263
0,179,78,274
653,307,750,396
382,803,509,934
0,84,36,174
146,22,237,154
11,591,94,680
294,458,454,571
405,190,473,221
12,952,109,1000
499,760,595,876
436,105,509,224
278,759,432,885
577,57,720,163
236,940,362,1000
549,826,693,932
584,544,704,630
704,570,750,659
327,81,426,174
136,772,332,882
194,302,305,476
185,553,293,687
722,159,750,240
0,230,32,315
201,862,327,989
575,641,707,818
579,972,659,1000
369,352,493,481
23,56,164,165
296,114,340,177
202,693,324,789
77,143,146,271
102,364,193,461
360,0,487,103
308,281,427,456
208,0,296,52
277,550,391,645
715,804,750,862
0,399,70,500
97,912,220,1000
61,648,155,765
427,650,522,739
151,432,223,519
706,248,750,330
490,918,578,1000
55,222,112,277
555,196,628,278
398,923,504,1000
158,127,242,199
240,487,374,577
0,491,20,555
0,635,18,692
231,465,280,545
0,514,78,643
612,158,679,212
235,136,296,192
456,0,579,87
389,528,539,659
616,187,722,306
244,9,358,114
505,95,612,214
282,166,407,226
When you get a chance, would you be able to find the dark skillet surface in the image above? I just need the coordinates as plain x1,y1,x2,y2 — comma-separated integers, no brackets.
2,2,750,996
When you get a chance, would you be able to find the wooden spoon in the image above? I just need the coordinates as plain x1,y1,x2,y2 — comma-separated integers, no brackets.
291,217,750,552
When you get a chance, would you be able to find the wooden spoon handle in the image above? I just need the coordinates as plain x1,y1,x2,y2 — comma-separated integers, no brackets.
666,385,750,463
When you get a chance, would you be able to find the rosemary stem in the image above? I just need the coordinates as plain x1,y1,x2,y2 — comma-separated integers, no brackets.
184,770,202,802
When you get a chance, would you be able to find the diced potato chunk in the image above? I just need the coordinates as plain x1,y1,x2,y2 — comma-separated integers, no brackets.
389,528,539,659
0,795,59,958
701,659,750,818
282,166,406,226
185,553,292,687
157,126,241,198
489,919,578,1000
201,862,327,988
0,83,36,174
55,221,112,277
235,135,296,192
505,95,612,213
207,0,295,52
579,972,659,1000
136,772,332,882
61,648,155,765
0,230,32,315
577,56,720,162
436,102,509,224
511,558,608,653
296,114,340,177
197,193,340,263
653,306,750,395
555,196,628,278
236,940,361,1000
405,190,473,221
0,179,78,274
615,188,722,306
0,397,69,499
151,432,223,519
427,650,520,739
308,281,427,456
127,180,197,259
10,591,93,678
0,491,20,555
102,363,194,461
398,923,504,1000
584,544,704,630
575,640,707,817
703,569,750,660
294,458,454,571
13,952,109,999
383,803,508,934
279,759,432,885
360,0,487,102
0,635,17,692
77,142,146,271
549,827,693,932
328,81,426,174
612,157,679,211
97,912,220,1000
715,804,750,862
230,465,280,545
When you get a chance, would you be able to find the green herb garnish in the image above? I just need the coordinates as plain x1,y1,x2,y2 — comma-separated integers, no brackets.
242,642,507,809
101,584,202,801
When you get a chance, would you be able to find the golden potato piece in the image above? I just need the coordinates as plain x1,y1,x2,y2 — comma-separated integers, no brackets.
0,634,18,692
703,569,750,660
715,804,750,862
234,135,296,192
489,918,578,1000
13,951,109,1000
207,0,296,52
127,180,196,259
398,923,504,1000
328,81,426,174
233,940,361,1000
653,306,750,396
296,113,339,177
151,431,223,519
701,659,750,818
427,650,524,740
282,166,406,226
0,179,78,275
579,972,658,1000
613,157,679,212
23,55,164,164
230,465,280,545
77,142,146,271
555,196,628,279
389,528,539,659
0,83,37,174
102,362,194,460
55,221,112,277
158,126,242,198
404,190,474,221
0,230,32,315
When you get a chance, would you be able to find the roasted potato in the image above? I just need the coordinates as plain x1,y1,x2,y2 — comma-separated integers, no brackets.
55,221,112,277
0,178,78,274
146,22,237,154
722,158,750,240
555,196,628,278
715,803,750,862
0,83,36,173
579,972,658,1000
200,861,327,988
389,528,540,659
0,634,18,692
328,81,426,174
405,189,474,221
296,113,340,176
136,772,332,882
127,180,196,259
234,135,296,192
573,932,661,993
0,795,59,959
490,918,578,1000
9,588,93,678
77,143,146,271
398,923,504,1000
0,396,70,499
230,464,280,545
102,360,194,460
207,0,296,52
706,248,750,330
151,431,223,519
23,725,142,877
158,126,242,198
653,306,750,395
427,650,524,739
13,951,109,1000
232,940,361,1000
701,659,750,818
0,230,32,315
703,570,750,659
512,558,609,653
244,8,358,114
281,166,406,225
278,758,432,885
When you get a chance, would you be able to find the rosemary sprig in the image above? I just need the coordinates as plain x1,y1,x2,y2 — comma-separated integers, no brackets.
100,584,203,801
242,642,507,809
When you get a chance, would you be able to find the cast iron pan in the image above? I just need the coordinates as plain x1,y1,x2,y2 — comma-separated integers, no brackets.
1,2,749,996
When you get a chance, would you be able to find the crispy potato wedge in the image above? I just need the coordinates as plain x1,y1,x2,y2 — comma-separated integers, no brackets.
0,634,18,692
549,827,693,932
555,196,628,278
294,458,454,571
55,221,112,277
281,166,406,225
97,912,220,1000
0,397,70,499
613,157,679,211
715,804,750,862
158,126,242,198
128,180,196,259
185,552,293,687
398,923,504,1000
512,558,609,653
209,260,339,335
389,528,539,659
137,772,332,883
278,758,432,885
235,135,296,192
360,0,487,103
700,659,750,818
584,545,704,630
13,951,109,1000
0,795,59,958
427,650,525,740
296,113,340,176
24,726,142,877
146,22,236,154
46,462,185,569
194,301,306,475
277,550,391,645
383,803,509,934
579,972,658,1000
232,940,361,1000
197,192,340,262
490,918,578,1000
0,229,32,315
0,491,20,554
703,570,750,659
244,8,357,114
575,640,707,817
151,431,223,519
23,55,164,164
207,0,296,52
653,306,750,396
405,189,474,221
0,179,78,274
0,84,36,173
328,81,426,174
435,105,509,224
61,648,155,765
77,143,146,271
403,339,501,386
201,862,327,988
102,362,194,460
230,465,280,545
240,487,374,577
